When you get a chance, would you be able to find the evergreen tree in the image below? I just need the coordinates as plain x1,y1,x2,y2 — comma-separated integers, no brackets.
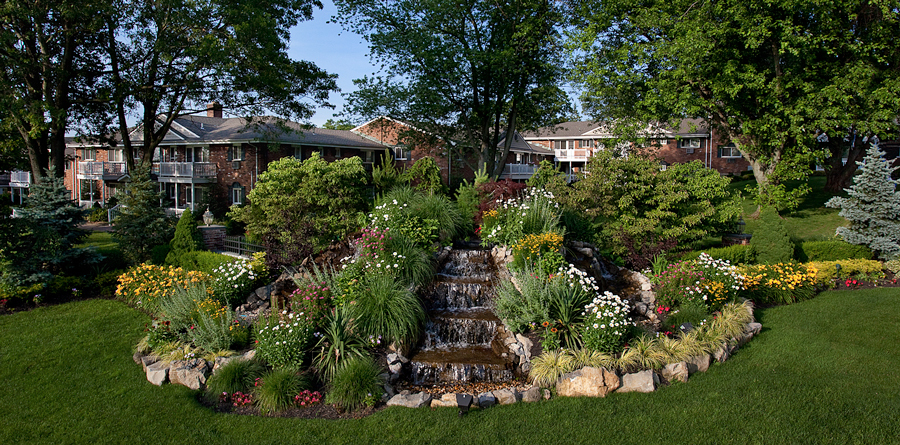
165,208,204,265
113,167,175,264
826,144,900,260
17,168,88,250
750,207,795,264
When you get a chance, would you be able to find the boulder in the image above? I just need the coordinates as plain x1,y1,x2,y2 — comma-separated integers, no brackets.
140,355,159,373
386,392,432,408
521,386,542,403
146,361,169,386
686,354,711,374
430,393,459,408
618,370,658,393
747,322,762,335
493,388,520,405
477,392,497,408
542,389,552,400
515,334,534,359
713,345,731,362
556,367,620,398
168,359,209,390
661,362,689,383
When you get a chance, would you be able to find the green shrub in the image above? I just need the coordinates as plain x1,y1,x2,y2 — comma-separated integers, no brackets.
210,257,262,308
481,187,563,247
205,358,266,396
189,295,236,352
580,291,632,353
454,179,482,229
254,311,314,371
150,244,171,265
325,355,385,411
348,274,425,347
661,299,710,334
45,274,89,303
796,240,873,262
93,270,124,299
886,259,900,275
680,244,756,265
369,186,464,248
113,166,176,264
254,368,306,414
158,283,206,333
166,209,204,265
177,251,237,275
401,156,446,195
751,207,794,264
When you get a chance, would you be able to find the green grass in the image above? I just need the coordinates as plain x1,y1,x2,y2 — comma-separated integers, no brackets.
2,290,900,444
728,176,849,242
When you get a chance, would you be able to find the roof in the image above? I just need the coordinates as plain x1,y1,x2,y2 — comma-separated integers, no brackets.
498,131,553,155
68,115,390,150
521,118,711,139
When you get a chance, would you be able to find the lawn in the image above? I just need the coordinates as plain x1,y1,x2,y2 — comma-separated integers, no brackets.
2,288,899,445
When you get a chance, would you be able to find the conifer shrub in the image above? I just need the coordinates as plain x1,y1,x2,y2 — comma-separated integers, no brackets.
166,209,204,265
113,167,176,264
826,144,900,260
750,207,794,264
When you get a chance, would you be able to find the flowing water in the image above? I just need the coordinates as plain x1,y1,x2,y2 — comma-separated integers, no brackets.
408,249,515,385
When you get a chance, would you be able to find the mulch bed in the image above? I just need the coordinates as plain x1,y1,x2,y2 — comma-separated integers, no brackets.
204,397,386,420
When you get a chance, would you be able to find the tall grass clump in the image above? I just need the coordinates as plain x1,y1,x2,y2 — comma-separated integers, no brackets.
325,355,384,411
254,368,306,414
529,349,575,387
205,358,266,396
480,187,563,247
347,274,425,347
313,306,367,382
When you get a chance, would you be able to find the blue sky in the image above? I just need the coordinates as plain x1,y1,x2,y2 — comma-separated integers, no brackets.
287,1,377,127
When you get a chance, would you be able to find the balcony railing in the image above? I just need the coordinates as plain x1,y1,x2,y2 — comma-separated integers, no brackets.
78,161,126,177
153,162,217,179
10,171,30,187
555,149,590,161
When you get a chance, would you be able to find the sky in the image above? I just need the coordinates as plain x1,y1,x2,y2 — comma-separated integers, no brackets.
287,1,377,127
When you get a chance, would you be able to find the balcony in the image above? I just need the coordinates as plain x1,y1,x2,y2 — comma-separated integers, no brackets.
500,163,538,180
78,161,126,180
153,162,217,183
555,149,590,162
10,170,31,187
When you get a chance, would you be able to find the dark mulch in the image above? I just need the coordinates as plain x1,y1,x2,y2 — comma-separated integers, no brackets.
205,397,386,420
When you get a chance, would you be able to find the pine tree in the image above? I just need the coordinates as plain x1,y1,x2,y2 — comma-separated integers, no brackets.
113,167,175,264
165,208,204,265
826,144,900,260
750,206,794,264
18,167,87,250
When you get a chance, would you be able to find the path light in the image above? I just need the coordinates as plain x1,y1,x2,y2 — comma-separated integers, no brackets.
456,393,473,417
736,217,746,234
835,263,842,278
202,209,213,226
679,322,694,334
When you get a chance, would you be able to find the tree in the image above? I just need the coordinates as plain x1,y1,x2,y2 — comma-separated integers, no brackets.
826,144,900,260
401,157,446,195
322,118,355,130
567,0,900,211
571,152,740,267
103,0,338,171
0,0,110,182
228,154,368,267
165,208,204,265
335,0,574,178
113,166,175,264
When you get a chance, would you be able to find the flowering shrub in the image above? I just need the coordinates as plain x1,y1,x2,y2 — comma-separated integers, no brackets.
211,258,262,307
343,227,433,289
693,253,746,310
254,311,314,370
739,262,818,305
221,391,254,408
654,261,709,309
511,232,565,275
116,264,210,314
368,199,438,248
480,187,562,247
581,291,632,353
294,390,322,407
808,259,884,286
290,281,333,329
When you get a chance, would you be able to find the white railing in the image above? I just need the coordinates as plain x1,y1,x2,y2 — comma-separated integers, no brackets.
502,164,538,175
10,171,30,187
78,161,126,177
107,204,122,223
555,149,590,161
153,162,217,178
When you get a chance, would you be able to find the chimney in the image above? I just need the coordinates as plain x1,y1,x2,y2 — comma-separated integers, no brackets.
207,102,223,118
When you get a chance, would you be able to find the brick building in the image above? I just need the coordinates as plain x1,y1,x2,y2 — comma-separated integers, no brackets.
522,119,752,178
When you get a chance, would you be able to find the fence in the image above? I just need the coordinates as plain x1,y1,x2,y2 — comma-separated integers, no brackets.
223,235,264,258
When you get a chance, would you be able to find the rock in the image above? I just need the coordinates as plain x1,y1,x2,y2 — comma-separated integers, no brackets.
146,361,169,386
661,362,689,383
140,355,159,373
213,355,238,373
521,386,541,403
713,345,731,362
520,362,531,374
542,389,552,400
640,291,656,304
493,388,520,405
515,334,533,359
641,282,653,292
618,370,658,393
386,392,432,408
556,367,620,398
747,322,762,335
478,392,497,408
242,349,256,361
247,293,260,304
132,352,143,365
512,344,525,357
430,393,459,408
382,382,395,399
686,354,711,374
503,336,518,346
573,247,593,258
168,359,209,390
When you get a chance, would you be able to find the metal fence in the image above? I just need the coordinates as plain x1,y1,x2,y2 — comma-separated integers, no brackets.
224,236,264,258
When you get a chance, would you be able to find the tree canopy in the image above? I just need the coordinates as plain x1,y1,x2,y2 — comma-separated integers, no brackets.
335,0,575,178
567,0,900,210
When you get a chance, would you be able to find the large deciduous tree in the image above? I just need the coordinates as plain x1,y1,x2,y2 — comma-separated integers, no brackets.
567,0,900,210
105,0,338,171
335,0,574,178
0,0,110,182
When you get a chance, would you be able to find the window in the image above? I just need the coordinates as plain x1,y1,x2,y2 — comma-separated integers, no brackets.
718,144,741,158
553,141,567,151
394,146,409,160
231,183,244,205
335,147,341,158
516,153,522,163
364,150,374,163
108,149,124,162
293,146,303,160
83,149,97,161
680,138,701,149
581,140,593,149
186,147,208,163
229,145,244,161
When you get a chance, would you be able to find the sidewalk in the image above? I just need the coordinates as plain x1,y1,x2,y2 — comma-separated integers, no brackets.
79,222,114,232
